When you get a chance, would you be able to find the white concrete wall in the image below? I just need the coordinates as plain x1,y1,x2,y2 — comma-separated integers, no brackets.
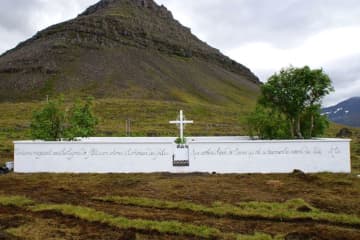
14,138,175,173
14,137,351,173
188,139,351,173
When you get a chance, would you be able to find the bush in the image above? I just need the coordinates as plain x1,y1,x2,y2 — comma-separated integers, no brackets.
65,97,98,140
30,98,65,141
30,97,98,141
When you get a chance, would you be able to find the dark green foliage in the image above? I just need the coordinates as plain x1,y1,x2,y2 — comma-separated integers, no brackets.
300,105,329,138
66,97,98,140
30,98,65,141
249,66,333,139
247,105,289,139
175,137,186,144
30,97,98,141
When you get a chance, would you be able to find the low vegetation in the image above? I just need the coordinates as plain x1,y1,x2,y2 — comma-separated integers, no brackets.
95,196,360,226
0,173,359,239
0,195,34,207
30,203,222,239
0,195,280,239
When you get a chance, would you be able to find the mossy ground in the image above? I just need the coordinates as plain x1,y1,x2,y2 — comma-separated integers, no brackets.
0,173,360,239
94,196,360,226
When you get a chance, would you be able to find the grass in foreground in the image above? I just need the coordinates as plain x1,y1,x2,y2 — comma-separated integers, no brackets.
30,204,221,239
5,217,83,240
0,195,34,207
95,196,360,226
0,195,280,240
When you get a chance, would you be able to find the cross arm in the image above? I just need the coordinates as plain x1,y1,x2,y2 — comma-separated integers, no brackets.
183,120,194,124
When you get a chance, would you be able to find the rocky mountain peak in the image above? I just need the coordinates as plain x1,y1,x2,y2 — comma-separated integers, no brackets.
80,0,173,19
0,0,260,102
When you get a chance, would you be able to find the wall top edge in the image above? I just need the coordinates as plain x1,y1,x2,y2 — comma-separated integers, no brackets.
13,137,351,144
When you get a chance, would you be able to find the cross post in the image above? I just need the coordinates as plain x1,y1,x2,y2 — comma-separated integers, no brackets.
169,110,193,139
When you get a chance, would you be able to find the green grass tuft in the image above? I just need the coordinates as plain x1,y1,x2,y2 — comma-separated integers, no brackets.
0,195,34,207
29,203,221,238
95,196,360,226
30,203,281,239
0,194,281,239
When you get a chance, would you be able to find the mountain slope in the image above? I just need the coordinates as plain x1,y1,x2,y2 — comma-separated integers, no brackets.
0,0,260,103
322,97,360,127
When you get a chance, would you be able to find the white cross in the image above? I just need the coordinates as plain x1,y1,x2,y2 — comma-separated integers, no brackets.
169,110,193,139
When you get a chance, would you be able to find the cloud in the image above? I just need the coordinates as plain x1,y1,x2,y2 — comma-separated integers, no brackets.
222,26,360,106
322,55,360,106
0,0,97,53
157,0,360,49
0,0,42,34
225,26,360,74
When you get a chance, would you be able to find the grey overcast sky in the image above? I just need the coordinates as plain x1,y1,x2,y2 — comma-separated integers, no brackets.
1,0,359,106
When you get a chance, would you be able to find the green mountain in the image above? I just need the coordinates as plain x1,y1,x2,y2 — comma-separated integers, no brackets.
0,0,260,103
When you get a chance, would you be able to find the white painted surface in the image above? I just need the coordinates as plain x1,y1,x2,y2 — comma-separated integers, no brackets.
174,147,189,161
188,139,351,173
14,138,175,173
14,137,351,173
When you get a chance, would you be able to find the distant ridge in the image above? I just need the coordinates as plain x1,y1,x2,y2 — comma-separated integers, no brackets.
322,97,360,127
0,0,260,103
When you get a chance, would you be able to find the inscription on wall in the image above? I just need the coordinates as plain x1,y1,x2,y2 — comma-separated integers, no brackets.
14,139,351,173
192,146,342,158
16,147,171,160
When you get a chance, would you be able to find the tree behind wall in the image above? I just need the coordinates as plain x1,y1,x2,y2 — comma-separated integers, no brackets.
300,105,329,138
248,66,333,139
66,97,98,140
30,97,98,141
30,98,65,141
247,105,289,139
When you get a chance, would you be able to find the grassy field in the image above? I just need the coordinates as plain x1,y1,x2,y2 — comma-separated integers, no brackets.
0,173,360,239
